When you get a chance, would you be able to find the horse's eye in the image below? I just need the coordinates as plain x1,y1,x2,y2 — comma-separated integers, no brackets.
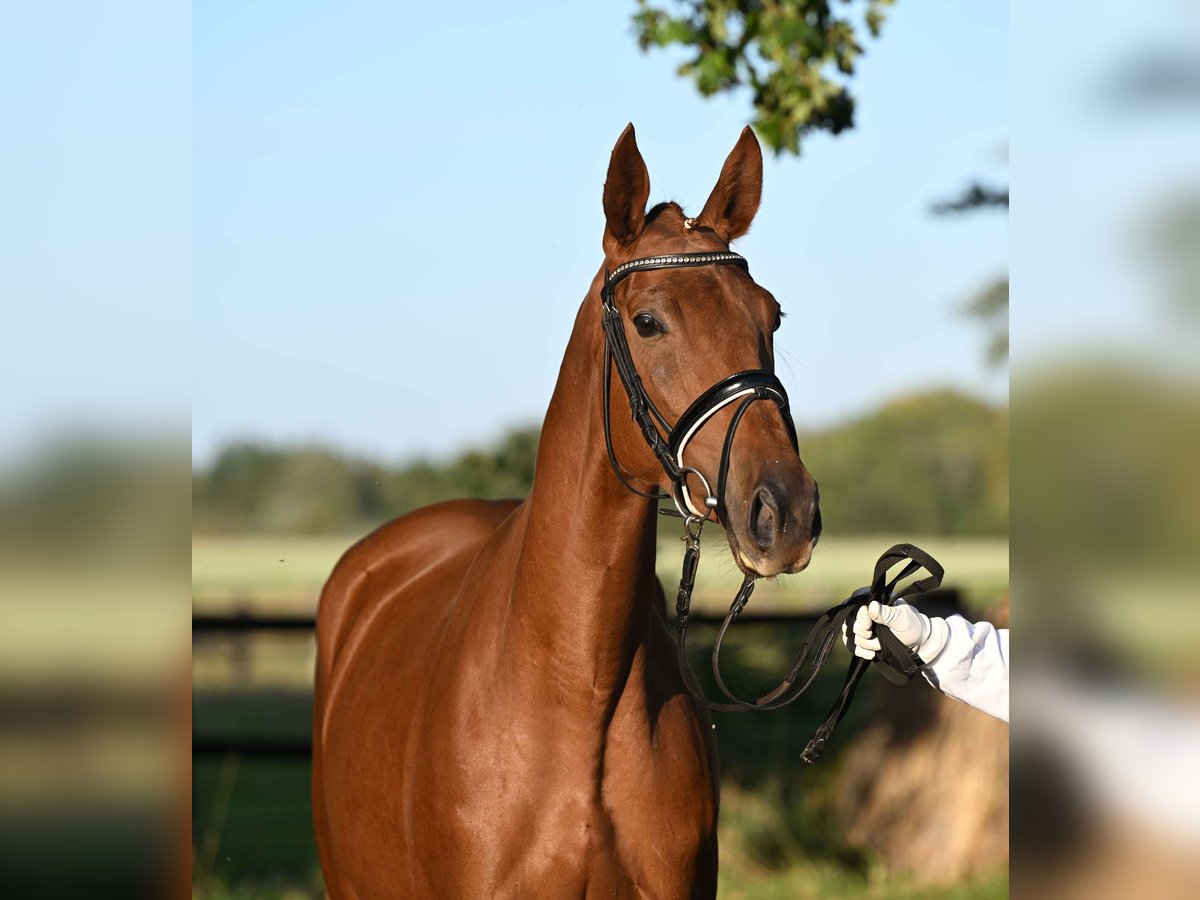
633,313,662,338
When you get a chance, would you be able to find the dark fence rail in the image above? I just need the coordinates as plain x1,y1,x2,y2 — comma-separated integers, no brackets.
192,589,962,637
193,589,961,757
194,613,317,634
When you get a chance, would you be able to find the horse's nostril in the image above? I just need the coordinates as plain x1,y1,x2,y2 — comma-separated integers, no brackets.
749,486,781,551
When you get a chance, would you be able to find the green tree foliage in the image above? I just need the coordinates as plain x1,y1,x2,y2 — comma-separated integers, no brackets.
192,392,1007,537
930,183,1009,215
1139,193,1200,324
931,164,1009,367
194,442,382,534
1013,363,1200,569
960,277,1009,368
803,390,1008,536
632,0,895,154
193,428,542,535
1,436,188,565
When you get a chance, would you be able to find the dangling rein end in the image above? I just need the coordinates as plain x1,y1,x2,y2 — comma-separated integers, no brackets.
799,730,831,765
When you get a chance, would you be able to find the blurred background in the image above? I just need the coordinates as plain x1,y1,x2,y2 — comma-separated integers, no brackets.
189,2,1009,897
1,2,191,897
1008,1,1200,897
5,0,1196,897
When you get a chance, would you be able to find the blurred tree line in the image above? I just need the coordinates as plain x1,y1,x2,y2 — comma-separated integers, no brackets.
1013,362,1200,571
804,390,1007,536
0,435,188,567
192,390,1008,536
192,428,539,535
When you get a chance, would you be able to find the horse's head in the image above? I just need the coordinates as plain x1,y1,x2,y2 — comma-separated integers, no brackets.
599,124,821,577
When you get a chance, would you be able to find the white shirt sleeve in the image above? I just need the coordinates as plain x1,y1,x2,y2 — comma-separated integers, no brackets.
920,615,1009,722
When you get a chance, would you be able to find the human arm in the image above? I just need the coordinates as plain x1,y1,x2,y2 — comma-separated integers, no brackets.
848,600,1009,722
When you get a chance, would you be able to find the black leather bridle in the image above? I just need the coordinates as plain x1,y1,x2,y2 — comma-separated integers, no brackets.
600,251,797,523
600,250,945,762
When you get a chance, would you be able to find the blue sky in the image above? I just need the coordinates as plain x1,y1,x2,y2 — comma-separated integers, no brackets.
1,0,1192,486
1009,2,1200,370
191,0,1008,465
1,2,189,465
0,2,1006,468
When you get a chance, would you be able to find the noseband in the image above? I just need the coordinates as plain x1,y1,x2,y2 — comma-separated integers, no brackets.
599,250,944,762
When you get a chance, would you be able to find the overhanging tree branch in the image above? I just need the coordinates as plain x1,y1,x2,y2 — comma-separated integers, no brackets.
633,0,896,155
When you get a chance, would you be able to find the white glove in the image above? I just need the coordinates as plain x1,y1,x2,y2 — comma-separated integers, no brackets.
842,598,950,663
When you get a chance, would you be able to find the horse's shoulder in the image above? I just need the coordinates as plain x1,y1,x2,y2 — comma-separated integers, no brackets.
316,497,524,678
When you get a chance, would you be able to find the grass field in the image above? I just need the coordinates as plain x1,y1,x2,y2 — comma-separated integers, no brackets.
193,529,1008,616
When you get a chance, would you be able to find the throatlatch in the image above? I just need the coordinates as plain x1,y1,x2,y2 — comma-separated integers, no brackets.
599,250,946,762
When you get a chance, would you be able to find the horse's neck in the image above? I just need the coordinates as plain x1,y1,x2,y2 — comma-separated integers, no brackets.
507,285,660,703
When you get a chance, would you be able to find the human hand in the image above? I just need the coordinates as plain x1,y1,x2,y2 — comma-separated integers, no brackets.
842,598,949,663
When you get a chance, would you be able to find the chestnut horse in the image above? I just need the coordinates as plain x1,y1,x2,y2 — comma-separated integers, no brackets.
313,125,820,898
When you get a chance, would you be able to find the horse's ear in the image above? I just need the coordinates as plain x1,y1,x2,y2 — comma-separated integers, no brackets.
603,123,650,253
697,126,763,243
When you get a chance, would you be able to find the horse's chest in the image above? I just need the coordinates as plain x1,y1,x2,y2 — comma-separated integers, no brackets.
592,688,719,892
520,725,718,897
420,685,717,896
